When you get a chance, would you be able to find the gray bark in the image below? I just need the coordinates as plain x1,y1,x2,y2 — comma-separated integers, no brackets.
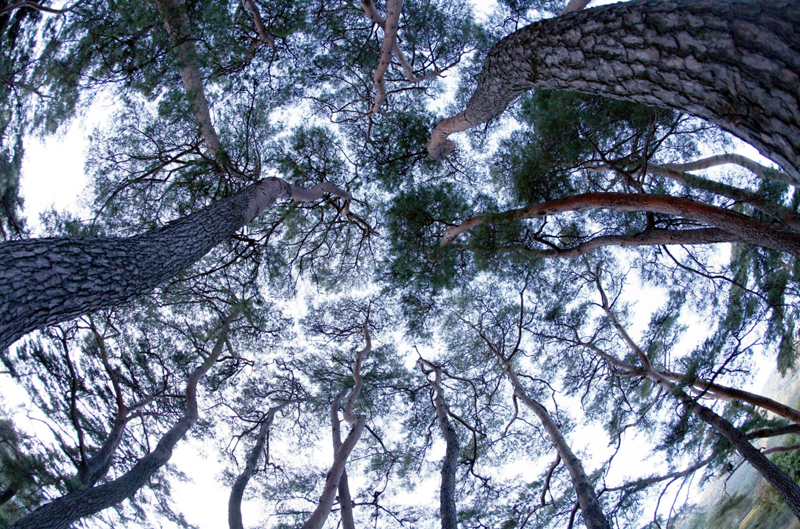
0,178,291,352
9,309,238,529
330,390,356,529
228,403,289,529
427,0,800,184
505,368,611,529
419,359,460,529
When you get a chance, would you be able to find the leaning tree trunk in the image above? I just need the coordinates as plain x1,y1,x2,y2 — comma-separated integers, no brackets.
505,368,611,529
427,0,800,183
9,309,238,529
228,403,289,529
0,178,350,351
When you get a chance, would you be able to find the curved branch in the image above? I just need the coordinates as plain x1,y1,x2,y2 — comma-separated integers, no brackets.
10,307,240,529
662,154,793,188
441,192,800,256
242,0,275,48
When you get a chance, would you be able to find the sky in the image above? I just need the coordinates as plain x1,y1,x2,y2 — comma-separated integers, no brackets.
9,0,794,527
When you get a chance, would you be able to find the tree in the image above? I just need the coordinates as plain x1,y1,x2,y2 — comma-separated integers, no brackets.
4,0,800,527
427,0,800,184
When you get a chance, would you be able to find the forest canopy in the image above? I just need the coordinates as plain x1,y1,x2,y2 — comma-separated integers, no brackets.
1,0,800,528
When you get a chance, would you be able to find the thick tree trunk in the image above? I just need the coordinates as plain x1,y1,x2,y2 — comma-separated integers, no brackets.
505,368,611,529
228,403,288,529
442,192,800,256
10,309,237,529
0,177,351,352
427,0,800,184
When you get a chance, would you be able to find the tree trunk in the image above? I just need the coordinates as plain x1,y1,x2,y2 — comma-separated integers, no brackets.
663,381,800,520
301,328,371,529
228,403,288,529
0,178,289,352
505,368,611,529
10,309,238,529
330,390,356,529
76,414,128,489
427,0,800,184
659,370,800,424
419,359,460,529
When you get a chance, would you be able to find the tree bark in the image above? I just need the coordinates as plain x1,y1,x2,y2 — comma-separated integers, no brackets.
330,390,356,529
228,403,289,529
419,359,460,529
441,192,800,256
427,0,800,184
301,327,371,529
592,281,800,520
459,228,741,260
156,0,224,161
0,177,351,352
10,308,238,529
658,370,800,424
504,367,611,529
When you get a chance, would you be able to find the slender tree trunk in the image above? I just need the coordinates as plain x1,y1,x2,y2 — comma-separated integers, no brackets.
419,359,460,529
228,403,288,529
330,390,356,529
592,279,800,520
427,0,800,184
493,228,742,259
659,378,800,519
76,414,128,489
301,328,371,529
10,309,238,529
0,178,350,352
505,368,611,529
155,0,223,161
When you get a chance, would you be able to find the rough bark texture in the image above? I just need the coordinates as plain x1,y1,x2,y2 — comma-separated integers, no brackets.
10,310,237,529
506,368,611,529
441,192,800,256
0,178,289,352
427,0,800,184
228,403,288,529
